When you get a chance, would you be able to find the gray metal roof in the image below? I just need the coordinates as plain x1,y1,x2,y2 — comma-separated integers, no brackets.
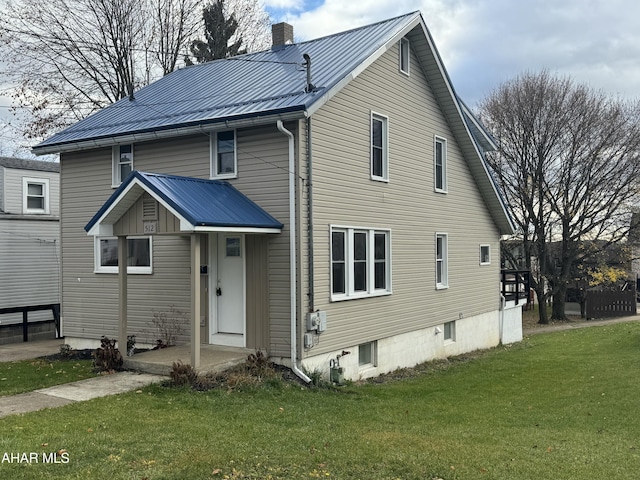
0,156,60,172
35,12,419,153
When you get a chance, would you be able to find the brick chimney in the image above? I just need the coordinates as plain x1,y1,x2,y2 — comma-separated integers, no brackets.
272,22,294,47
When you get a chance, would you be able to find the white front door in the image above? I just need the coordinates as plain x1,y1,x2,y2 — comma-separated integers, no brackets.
209,234,245,346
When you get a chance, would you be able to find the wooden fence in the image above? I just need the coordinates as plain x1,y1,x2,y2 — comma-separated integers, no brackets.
586,290,637,319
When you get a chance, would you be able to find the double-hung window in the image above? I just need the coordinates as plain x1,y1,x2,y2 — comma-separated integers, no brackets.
94,236,153,274
331,226,391,300
22,177,49,214
436,233,448,289
371,112,388,181
434,136,447,193
112,144,133,187
211,130,237,178
480,245,491,265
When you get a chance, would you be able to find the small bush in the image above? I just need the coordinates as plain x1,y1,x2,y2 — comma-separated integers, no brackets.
150,305,187,347
93,336,123,373
59,344,72,358
169,361,197,386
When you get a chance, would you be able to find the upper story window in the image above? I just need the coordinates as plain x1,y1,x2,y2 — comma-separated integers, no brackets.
22,177,50,214
399,37,410,75
371,112,388,181
112,144,133,187
436,232,448,289
434,136,447,193
211,130,237,179
331,226,391,301
480,244,491,265
94,236,153,274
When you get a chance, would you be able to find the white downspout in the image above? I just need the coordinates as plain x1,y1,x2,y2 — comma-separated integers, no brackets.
277,120,312,384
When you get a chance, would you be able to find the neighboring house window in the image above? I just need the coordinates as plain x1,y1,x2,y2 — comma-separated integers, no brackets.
22,177,49,214
399,37,410,75
359,341,377,367
331,226,391,300
434,136,447,193
371,112,388,181
94,236,152,274
444,321,456,341
112,144,133,187
436,233,448,289
480,245,491,265
211,130,237,178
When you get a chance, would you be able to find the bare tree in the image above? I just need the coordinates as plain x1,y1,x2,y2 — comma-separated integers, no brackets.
0,0,204,140
479,71,640,323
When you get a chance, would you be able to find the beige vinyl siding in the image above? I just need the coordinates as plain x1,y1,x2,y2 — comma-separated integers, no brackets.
225,124,293,357
60,128,291,352
0,218,60,324
0,167,5,211
306,41,501,355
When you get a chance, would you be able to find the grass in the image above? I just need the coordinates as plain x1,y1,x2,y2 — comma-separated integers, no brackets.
0,358,94,397
1,322,640,479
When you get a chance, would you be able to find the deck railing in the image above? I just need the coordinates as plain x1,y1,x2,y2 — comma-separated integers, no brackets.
0,304,60,342
501,270,530,306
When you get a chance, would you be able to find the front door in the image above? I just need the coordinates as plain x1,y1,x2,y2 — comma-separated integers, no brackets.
209,234,245,346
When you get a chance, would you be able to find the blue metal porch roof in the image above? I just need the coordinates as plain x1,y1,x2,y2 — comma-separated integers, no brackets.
85,171,283,233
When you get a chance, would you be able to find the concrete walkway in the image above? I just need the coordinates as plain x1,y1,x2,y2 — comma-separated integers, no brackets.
523,314,640,336
0,339,165,419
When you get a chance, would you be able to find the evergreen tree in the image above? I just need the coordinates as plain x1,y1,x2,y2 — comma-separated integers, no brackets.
186,0,243,64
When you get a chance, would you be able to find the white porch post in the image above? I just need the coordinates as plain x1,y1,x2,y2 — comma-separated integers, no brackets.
117,235,128,353
191,233,201,368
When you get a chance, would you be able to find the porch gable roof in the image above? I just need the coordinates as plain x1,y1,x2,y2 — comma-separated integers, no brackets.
85,171,283,236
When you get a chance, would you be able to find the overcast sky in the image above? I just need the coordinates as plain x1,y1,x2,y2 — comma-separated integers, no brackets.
2,0,639,157
264,0,640,106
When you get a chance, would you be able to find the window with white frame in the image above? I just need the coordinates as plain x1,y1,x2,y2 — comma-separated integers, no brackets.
434,136,447,192
211,130,237,178
399,37,410,75
480,244,491,265
436,233,448,289
444,321,455,341
331,226,391,300
112,144,133,187
371,112,388,181
359,341,377,367
94,236,152,274
22,177,49,214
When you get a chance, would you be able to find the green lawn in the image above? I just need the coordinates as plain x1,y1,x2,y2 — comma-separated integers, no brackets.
1,322,640,479
0,358,94,397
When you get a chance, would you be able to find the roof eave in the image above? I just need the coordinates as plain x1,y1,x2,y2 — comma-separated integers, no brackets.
33,108,306,156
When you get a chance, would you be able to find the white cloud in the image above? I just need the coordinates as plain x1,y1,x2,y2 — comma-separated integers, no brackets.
275,0,640,106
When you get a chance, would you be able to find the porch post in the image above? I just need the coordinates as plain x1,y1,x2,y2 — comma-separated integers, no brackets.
117,235,128,353
190,233,201,368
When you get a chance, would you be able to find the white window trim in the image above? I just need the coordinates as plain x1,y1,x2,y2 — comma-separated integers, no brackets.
22,177,50,214
434,136,447,193
210,130,238,179
444,321,456,342
94,236,153,274
358,341,378,370
370,112,389,182
399,37,410,76
436,232,448,290
480,244,491,265
330,225,392,301
112,144,134,188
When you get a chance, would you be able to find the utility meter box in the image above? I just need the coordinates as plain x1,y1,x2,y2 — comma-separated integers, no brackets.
306,311,328,332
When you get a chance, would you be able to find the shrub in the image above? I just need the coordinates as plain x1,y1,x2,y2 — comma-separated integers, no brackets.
149,305,187,346
93,336,123,372
169,361,197,386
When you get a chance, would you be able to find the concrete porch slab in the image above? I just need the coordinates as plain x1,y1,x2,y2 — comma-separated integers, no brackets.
123,344,252,375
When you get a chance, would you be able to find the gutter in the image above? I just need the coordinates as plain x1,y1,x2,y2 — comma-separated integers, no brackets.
277,120,312,384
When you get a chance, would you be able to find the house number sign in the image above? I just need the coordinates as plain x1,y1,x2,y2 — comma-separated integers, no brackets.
143,221,157,234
